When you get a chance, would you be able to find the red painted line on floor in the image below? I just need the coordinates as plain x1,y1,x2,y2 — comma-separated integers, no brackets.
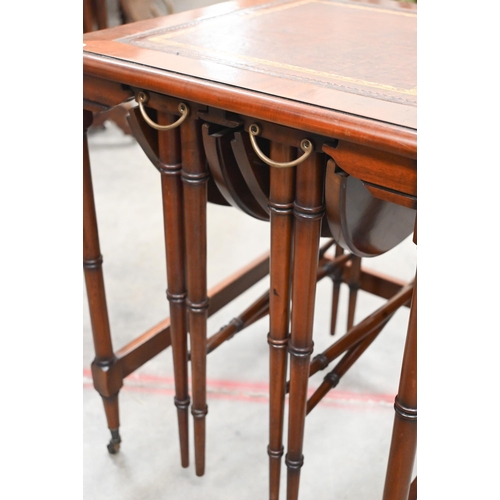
83,368,395,407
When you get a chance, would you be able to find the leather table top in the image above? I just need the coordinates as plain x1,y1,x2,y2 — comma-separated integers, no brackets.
84,0,416,156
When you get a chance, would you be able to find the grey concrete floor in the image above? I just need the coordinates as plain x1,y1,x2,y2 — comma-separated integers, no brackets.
83,119,417,499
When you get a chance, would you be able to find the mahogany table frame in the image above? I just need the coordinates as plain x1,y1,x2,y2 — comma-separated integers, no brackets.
84,109,416,498
83,1,417,497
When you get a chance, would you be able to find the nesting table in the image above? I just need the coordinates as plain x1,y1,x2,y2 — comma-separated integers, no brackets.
83,0,417,498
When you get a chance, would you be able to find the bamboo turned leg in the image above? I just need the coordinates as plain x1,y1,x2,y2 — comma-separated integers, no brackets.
83,0,94,33
286,153,324,500
346,255,362,330
83,0,107,33
83,110,123,453
382,275,417,500
92,0,107,30
408,477,417,500
181,116,209,476
268,143,296,500
329,245,344,336
157,112,190,467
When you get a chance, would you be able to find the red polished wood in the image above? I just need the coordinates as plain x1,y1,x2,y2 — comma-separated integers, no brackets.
329,245,346,336
83,0,107,33
181,115,209,476
268,142,296,500
83,1,417,496
324,161,415,256
346,255,362,330
83,0,416,161
232,131,270,216
126,102,230,207
285,151,324,500
156,110,191,468
83,0,415,129
323,142,417,202
408,477,417,500
83,110,122,454
84,55,416,160
382,275,417,500
202,123,268,220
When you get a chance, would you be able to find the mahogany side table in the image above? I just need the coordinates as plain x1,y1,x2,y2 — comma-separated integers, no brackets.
83,1,417,498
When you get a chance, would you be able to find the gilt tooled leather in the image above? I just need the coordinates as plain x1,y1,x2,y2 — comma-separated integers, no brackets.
121,0,416,107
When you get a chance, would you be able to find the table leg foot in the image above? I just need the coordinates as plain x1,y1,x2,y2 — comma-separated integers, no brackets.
268,445,284,499
84,109,123,451
285,454,303,500
174,396,191,468
192,408,207,476
106,428,122,454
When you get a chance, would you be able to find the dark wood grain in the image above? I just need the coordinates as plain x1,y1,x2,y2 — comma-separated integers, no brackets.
325,160,416,257
232,131,271,216
202,124,268,219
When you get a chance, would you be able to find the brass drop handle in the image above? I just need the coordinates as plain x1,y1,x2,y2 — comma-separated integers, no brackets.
136,91,189,130
248,124,313,168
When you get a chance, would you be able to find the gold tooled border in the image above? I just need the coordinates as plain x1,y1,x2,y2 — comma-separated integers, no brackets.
145,0,416,96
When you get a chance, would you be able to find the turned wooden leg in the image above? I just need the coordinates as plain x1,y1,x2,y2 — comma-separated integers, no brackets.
92,0,107,30
329,245,344,336
83,0,94,33
286,152,324,500
181,116,209,476
382,274,417,500
83,0,107,33
347,255,362,330
268,143,296,500
408,477,417,500
83,109,123,453
157,112,190,468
